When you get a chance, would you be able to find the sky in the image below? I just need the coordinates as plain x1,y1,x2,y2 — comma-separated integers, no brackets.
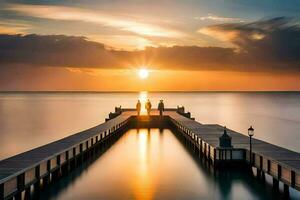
0,0,300,91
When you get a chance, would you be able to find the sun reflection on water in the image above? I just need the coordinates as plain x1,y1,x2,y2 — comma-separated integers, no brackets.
133,129,154,200
139,91,148,115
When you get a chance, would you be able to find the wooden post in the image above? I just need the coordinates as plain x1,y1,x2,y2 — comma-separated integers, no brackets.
291,171,295,188
261,171,265,183
213,149,216,163
273,178,279,191
249,135,252,164
79,143,83,163
73,147,77,168
16,173,25,200
260,156,263,170
204,143,207,159
42,174,50,187
257,169,261,179
0,183,4,200
283,184,289,197
34,165,40,191
43,160,51,186
53,155,61,180
66,151,70,173
278,165,282,179
24,187,30,200
198,139,202,157
91,138,94,156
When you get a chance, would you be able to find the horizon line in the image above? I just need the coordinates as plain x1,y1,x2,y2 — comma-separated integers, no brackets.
1,90,300,93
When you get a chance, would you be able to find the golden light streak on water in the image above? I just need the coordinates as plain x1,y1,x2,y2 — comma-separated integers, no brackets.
132,129,154,200
139,91,148,115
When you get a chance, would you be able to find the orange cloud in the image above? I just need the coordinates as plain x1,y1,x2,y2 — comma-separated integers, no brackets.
89,35,155,50
6,4,183,38
0,21,30,34
195,14,244,22
198,27,239,43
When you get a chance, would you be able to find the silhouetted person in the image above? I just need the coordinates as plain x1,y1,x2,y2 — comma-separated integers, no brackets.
158,100,165,116
136,100,141,116
145,99,152,115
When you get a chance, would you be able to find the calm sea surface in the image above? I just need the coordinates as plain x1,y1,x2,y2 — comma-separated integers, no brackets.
0,92,300,199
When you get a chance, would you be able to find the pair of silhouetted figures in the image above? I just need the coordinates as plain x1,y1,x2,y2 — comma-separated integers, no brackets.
136,99,165,116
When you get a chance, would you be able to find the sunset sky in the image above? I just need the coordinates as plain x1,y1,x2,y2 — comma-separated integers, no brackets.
0,0,300,91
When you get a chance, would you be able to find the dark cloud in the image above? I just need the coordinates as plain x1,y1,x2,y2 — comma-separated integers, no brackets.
0,17,300,72
0,34,119,67
206,17,300,70
0,34,236,70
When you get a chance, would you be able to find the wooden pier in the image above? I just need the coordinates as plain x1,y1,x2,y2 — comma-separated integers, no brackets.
0,107,299,199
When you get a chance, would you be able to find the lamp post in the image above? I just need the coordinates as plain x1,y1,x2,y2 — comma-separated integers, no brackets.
248,126,254,165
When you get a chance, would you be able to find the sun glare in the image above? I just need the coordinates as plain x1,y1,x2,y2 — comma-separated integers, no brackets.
138,69,149,79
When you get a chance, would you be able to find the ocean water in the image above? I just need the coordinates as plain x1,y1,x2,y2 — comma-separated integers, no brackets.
0,92,300,159
0,92,300,199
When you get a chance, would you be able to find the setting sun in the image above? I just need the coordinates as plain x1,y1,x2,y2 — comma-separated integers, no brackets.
138,69,149,79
